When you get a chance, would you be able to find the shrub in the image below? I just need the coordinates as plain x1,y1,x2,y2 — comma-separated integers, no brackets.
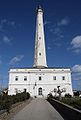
0,92,30,112
65,93,72,98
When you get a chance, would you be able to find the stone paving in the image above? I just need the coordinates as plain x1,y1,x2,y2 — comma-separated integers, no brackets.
9,98,64,120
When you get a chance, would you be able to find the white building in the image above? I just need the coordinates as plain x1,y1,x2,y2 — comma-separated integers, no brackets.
8,6,73,97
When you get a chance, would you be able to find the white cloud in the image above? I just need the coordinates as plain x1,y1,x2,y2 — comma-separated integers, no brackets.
57,18,69,26
72,65,81,72
70,36,81,53
9,55,24,65
3,36,10,43
72,65,81,81
71,36,81,49
48,17,69,38
0,19,15,26
0,19,16,32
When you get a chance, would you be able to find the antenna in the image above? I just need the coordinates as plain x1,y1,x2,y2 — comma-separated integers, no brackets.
1,79,3,90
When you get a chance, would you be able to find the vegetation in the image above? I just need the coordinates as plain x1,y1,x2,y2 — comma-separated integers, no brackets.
60,97,81,110
48,94,81,110
0,92,30,113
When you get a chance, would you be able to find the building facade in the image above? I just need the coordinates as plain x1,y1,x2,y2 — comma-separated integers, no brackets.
8,6,73,97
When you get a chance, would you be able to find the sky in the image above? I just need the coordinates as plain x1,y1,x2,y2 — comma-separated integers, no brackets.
0,0,81,90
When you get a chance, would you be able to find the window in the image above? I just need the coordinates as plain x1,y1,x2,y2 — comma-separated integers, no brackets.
15,76,18,81
39,37,41,39
39,76,41,80
62,76,65,80
39,53,41,56
24,76,27,81
53,76,56,80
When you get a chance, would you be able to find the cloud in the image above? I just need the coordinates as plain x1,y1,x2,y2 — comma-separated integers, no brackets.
49,17,69,38
47,46,51,50
0,18,16,26
71,36,81,53
0,19,17,44
71,36,81,48
52,27,64,38
57,18,69,26
0,19,16,33
73,49,81,54
3,36,10,43
50,27,61,35
72,65,81,72
9,55,24,65
44,21,51,26
72,74,81,81
0,19,7,31
72,65,81,81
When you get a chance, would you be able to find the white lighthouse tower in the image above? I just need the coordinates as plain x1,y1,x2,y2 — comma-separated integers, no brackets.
33,6,47,68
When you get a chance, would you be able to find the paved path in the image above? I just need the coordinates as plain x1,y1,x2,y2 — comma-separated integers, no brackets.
9,98,64,120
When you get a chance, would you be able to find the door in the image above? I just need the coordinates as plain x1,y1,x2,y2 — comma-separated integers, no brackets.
38,88,42,95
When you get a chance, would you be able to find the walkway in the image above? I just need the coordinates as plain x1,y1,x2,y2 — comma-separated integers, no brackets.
9,98,64,120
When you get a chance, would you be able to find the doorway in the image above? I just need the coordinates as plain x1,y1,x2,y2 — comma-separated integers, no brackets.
38,88,42,95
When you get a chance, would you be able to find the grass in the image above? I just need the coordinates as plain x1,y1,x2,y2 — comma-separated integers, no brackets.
48,95,81,110
60,97,81,110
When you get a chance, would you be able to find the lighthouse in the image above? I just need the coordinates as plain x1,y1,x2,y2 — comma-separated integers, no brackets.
33,6,47,68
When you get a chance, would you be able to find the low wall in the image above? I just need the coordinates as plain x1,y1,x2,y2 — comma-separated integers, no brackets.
48,98,81,120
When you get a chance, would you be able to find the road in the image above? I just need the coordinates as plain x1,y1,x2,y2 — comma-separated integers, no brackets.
9,98,64,120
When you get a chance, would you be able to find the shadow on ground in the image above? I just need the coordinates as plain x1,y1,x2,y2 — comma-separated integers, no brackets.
47,99,71,120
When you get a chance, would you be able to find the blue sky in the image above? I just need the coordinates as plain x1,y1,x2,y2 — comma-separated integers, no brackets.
0,0,81,90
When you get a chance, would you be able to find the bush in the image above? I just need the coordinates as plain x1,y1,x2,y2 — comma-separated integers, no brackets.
47,93,53,99
65,93,72,98
0,92,30,112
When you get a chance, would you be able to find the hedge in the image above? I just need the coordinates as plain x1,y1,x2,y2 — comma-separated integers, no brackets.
0,92,30,113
